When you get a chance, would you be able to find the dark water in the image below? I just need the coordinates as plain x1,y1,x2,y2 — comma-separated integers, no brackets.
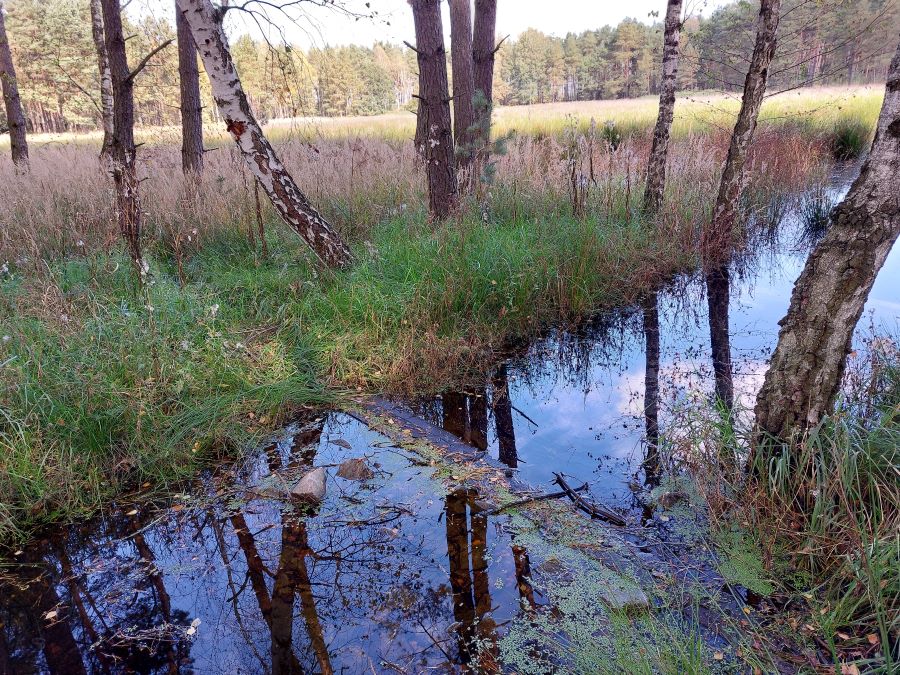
421,165,899,511
2,167,898,674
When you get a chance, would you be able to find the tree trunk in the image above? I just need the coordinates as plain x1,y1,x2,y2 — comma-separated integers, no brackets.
101,0,144,274
0,0,28,171
472,0,496,184
89,0,114,167
176,0,352,267
703,0,782,409
449,0,476,184
642,0,682,214
176,1,204,177
755,39,900,445
409,0,458,220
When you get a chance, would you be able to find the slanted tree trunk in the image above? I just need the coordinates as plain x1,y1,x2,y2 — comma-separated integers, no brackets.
0,0,28,171
703,0,782,409
449,0,476,184
101,0,144,273
642,0,682,214
176,0,352,267
176,1,204,177
472,0,497,179
755,39,900,445
89,0,114,167
409,0,458,220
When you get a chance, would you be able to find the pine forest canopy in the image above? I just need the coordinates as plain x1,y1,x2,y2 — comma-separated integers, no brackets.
0,0,897,134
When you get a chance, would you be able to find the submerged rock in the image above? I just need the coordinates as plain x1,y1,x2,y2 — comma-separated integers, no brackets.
336,458,374,481
291,467,327,504
602,582,650,612
657,491,687,509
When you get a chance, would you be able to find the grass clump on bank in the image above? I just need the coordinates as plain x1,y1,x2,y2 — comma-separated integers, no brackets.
0,212,693,543
679,339,899,672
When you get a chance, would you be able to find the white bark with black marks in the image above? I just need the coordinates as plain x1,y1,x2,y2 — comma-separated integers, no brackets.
89,0,114,168
642,0,682,214
755,37,900,444
176,0,352,268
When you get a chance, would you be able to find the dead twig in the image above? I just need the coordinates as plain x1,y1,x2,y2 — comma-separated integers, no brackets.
553,472,626,526
487,483,589,515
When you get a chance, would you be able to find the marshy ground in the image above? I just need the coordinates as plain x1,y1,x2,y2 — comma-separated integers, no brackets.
1,88,897,673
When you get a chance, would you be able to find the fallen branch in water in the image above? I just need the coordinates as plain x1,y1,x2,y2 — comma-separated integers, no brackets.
488,483,589,515
553,472,626,526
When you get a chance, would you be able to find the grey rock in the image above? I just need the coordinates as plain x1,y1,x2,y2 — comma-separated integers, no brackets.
291,467,327,504
336,458,374,481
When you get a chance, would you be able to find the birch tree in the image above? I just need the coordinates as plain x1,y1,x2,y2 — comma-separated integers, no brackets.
89,0,113,167
0,0,28,171
703,0,782,409
175,0,352,267
755,37,900,445
642,0,683,214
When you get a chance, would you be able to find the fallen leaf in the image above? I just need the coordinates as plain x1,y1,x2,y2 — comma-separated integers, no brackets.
330,438,352,449
713,651,724,661
125,509,138,516
840,664,860,675
185,617,201,636
171,504,184,512
866,634,879,645
836,632,850,640
43,610,58,621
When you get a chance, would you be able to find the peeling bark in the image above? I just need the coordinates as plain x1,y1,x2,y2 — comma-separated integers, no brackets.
409,0,458,219
642,0,682,214
89,0,114,168
101,0,144,273
704,0,782,408
755,37,900,444
176,0,352,267
176,1,204,177
449,0,476,183
0,0,29,171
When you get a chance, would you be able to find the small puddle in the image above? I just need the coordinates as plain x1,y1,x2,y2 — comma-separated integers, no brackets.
2,164,898,673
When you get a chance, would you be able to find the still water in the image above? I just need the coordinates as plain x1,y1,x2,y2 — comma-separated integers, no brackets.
1,167,897,673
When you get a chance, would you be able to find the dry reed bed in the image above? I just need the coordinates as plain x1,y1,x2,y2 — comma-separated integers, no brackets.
0,124,827,268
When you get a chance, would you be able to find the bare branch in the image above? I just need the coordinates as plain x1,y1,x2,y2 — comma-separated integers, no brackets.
126,38,174,82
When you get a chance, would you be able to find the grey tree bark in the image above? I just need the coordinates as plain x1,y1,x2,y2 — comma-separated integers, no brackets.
704,0,782,409
410,0,458,219
176,0,352,267
755,37,900,444
89,0,114,167
101,0,144,273
642,0,682,214
176,1,204,177
472,0,497,178
449,0,476,183
0,0,28,171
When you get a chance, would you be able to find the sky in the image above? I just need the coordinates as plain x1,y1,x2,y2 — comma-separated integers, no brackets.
201,0,735,49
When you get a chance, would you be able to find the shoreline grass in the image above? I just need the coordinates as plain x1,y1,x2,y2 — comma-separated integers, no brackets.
0,209,698,543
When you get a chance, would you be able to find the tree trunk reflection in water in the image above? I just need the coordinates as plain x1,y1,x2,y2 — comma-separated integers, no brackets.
444,490,498,671
469,387,489,451
641,291,661,480
492,364,518,468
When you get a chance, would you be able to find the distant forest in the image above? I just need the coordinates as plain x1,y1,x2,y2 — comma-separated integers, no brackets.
3,0,899,133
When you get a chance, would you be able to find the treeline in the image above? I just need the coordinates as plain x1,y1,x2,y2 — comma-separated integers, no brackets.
1,0,898,134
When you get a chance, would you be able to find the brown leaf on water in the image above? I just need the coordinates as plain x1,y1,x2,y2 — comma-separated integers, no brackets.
330,438,353,449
